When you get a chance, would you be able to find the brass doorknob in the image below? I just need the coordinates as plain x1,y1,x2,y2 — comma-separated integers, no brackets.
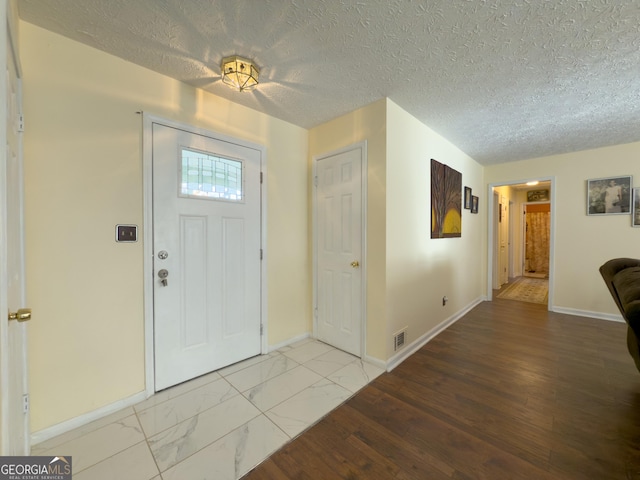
9,308,32,322
350,261,360,268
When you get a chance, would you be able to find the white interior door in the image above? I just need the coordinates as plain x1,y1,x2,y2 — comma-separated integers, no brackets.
1,2,30,454
492,191,500,289
499,195,509,285
152,123,262,390
315,146,363,357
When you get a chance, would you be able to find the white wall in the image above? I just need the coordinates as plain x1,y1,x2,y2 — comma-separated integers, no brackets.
386,100,486,358
21,22,310,433
486,142,640,317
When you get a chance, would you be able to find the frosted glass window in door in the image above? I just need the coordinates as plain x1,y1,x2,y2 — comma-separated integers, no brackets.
180,148,244,201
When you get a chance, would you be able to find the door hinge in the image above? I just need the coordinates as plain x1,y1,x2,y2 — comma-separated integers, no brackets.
260,249,263,260
17,114,24,132
313,176,318,187
260,172,263,184
22,394,29,414
260,324,264,335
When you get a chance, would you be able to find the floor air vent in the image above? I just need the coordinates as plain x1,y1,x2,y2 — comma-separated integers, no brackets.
394,329,406,351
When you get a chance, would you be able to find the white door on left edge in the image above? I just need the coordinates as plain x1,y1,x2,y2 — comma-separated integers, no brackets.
152,123,262,391
1,4,30,454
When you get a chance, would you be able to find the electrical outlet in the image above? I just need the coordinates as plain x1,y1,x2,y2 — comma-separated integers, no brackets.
442,296,448,306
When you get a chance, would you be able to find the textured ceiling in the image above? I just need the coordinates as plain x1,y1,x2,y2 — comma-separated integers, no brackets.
18,0,640,165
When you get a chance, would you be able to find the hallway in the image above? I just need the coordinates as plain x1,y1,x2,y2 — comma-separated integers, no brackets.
496,276,549,304
31,339,384,479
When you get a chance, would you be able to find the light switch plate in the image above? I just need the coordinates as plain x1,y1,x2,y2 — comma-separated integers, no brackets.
116,224,138,242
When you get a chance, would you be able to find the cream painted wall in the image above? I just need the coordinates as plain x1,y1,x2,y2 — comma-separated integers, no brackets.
486,142,640,316
21,22,309,432
308,99,387,361
386,100,485,359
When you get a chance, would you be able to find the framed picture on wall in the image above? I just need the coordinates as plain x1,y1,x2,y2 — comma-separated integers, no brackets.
527,189,549,202
471,195,479,214
431,159,462,238
633,188,640,227
587,175,632,215
464,186,472,209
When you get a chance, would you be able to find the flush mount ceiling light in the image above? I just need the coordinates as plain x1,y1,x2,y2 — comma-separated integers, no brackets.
221,55,259,92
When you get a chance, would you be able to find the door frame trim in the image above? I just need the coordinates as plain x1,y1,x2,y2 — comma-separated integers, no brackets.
142,114,267,396
311,141,368,358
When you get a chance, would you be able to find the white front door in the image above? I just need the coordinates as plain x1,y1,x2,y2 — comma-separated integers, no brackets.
314,145,364,357
152,123,262,390
1,2,30,454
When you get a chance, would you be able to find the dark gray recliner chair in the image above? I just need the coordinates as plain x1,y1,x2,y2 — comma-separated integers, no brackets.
600,258,640,373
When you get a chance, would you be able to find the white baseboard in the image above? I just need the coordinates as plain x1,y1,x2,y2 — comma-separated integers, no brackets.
551,306,625,323
362,354,386,370
386,296,485,372
31,390,148,446
267,332,311,352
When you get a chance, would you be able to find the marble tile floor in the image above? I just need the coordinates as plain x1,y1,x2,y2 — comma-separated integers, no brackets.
31,338,385,480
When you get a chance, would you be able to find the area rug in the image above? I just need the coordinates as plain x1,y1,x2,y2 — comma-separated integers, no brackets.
497,277,548,304
523,272,548,279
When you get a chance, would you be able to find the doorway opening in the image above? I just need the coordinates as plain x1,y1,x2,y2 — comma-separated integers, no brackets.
523,202,550,279
487,179,554,308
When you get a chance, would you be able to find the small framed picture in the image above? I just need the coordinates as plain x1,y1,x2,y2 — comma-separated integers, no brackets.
464,186,472,209
471,195,479,214
633,188,640,227
527,189,549,202
587,175,632,215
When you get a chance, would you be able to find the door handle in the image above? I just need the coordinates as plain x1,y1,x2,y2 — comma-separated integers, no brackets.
350,261,360,268
9,308,31,322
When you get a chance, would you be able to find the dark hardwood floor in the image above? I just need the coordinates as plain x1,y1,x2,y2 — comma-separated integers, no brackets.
243,298,640,479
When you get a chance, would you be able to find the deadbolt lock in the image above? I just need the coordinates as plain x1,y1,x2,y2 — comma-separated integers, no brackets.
158,269,169,286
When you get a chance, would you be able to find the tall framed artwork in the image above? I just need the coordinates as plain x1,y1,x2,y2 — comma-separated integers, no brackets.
464,186,472,209
431,159,462,238
471,195,479,214
633,187,640,227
